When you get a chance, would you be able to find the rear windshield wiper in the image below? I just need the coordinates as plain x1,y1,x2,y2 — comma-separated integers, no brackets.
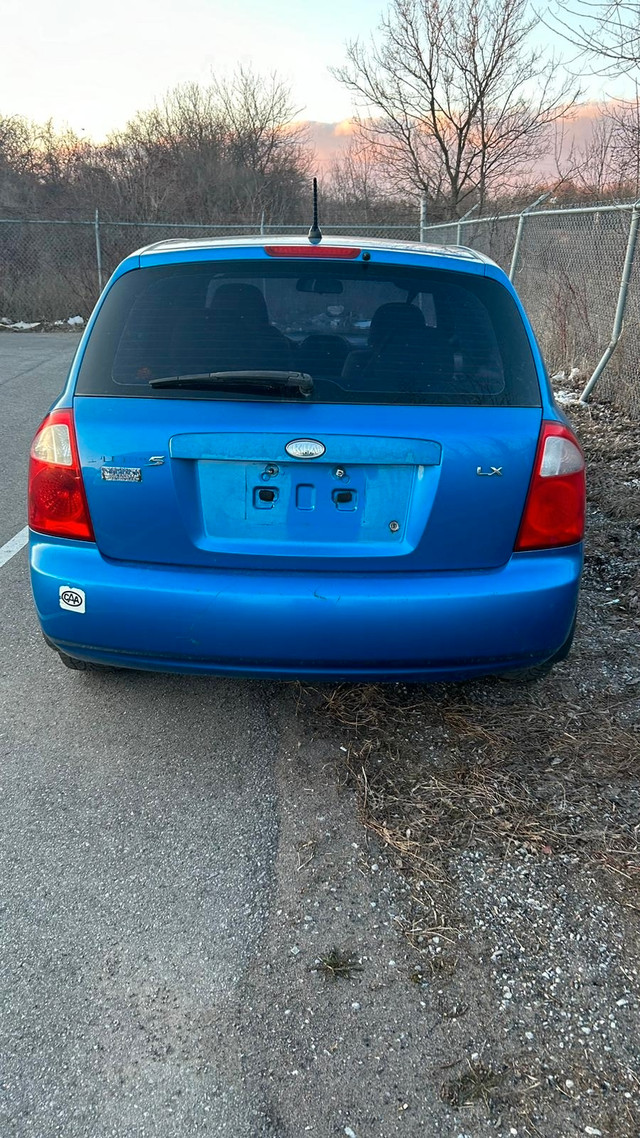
148,371,314,397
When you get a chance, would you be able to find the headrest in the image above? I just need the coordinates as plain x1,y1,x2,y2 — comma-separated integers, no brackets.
369,303,426,347
208,283,269,325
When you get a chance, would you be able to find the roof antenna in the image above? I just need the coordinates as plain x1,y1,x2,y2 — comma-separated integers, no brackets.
308,177,322,245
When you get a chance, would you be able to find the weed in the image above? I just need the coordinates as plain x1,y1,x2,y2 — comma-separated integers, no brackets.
311,948,363,982
441,1059,505,1112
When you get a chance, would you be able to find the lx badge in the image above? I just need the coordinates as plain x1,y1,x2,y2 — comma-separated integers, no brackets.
477,466,503,477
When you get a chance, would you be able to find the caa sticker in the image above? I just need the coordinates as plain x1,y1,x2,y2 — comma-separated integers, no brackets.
59,586,86,614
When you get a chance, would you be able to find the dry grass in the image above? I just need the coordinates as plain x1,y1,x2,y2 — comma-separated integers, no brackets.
441,1058,505,1111
298,400,640,920
438,1053,640,1136
309,683,640,919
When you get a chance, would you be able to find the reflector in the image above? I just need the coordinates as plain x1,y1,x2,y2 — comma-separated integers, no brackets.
32,423,73,466
539,435,584,477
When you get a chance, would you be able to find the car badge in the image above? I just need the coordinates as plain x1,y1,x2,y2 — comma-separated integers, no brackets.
285,439,326,460
476,466,503,476
101,466,142,482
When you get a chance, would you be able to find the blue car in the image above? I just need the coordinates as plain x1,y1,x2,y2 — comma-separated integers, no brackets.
28,235,585,681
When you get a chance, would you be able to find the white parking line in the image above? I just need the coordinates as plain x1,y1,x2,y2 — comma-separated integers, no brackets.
0,527,29,568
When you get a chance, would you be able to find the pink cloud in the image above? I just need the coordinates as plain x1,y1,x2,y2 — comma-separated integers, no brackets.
299,104,628,181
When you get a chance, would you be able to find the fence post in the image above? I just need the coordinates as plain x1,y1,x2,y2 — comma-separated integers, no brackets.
580,199,640,403
420,195,428,242
94,209,103,294
260,209,265,236
456,203,479,245
508,191,552,282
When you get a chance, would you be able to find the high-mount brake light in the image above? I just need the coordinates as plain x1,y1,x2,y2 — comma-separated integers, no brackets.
515,421,585,551
28,408,94,541
264,245,362,259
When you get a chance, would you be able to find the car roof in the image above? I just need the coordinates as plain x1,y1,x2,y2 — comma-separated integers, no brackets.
133,233,491,266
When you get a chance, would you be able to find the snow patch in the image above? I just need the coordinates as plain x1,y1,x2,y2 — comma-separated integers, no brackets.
0,314,87,332
1,320,42,331
551,367,584,385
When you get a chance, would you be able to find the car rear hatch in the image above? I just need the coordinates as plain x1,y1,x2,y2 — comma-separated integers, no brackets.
74,398,540,571
73,249,543,573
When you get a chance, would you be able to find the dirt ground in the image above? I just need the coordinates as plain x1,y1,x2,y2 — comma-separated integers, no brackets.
290,390,640,1137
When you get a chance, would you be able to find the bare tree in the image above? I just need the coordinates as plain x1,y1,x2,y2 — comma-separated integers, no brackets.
327,137,387,221
104,69,310,223
575,111,620,193
325,135,421,224
551,95,640,200
548,0,640,76
610,89,640,192
0,69,312,226
576,95,640,196
0,116,35,177
0,116,37,213
213,68,307,176
545,1,640,194
0,115,104,216
550,105,620,197
332,0,578,216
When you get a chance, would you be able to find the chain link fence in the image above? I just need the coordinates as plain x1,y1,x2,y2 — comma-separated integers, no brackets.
0,218,420,326
1,206,638,414
423,201,640,416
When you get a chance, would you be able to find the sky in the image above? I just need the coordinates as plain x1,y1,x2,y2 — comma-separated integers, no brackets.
0,0,380,138
0,0,633,141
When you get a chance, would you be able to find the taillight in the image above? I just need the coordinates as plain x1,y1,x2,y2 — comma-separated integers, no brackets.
515,421,585,551
264,245,361,258
28,408,94,541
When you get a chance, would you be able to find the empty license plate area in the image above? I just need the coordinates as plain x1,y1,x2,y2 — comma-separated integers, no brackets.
196,459,417,552
250,462,361,519
170,432,442,560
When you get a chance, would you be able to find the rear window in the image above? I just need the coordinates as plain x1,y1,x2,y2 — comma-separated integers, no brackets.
75,260,541,407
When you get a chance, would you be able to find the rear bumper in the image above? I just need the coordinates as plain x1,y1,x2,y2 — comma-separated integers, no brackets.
30,537,582,681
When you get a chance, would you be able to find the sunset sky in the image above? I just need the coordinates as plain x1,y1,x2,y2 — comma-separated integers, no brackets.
0,0,634,141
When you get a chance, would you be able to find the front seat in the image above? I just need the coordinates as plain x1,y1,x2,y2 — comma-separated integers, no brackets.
342,302,453,392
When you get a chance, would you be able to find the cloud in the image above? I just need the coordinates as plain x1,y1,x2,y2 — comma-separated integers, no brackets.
299,103,629,178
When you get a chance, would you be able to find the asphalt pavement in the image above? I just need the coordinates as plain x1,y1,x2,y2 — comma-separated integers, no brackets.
0,334,78,547
0,334,438,1138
